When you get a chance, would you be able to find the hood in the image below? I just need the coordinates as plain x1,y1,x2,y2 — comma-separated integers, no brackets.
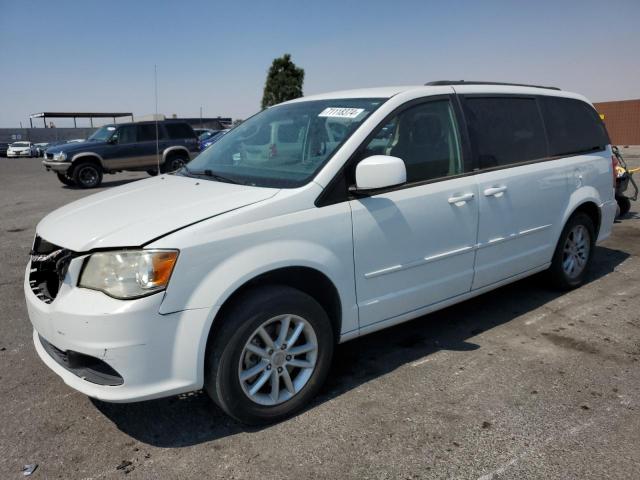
45,141,99,155
37,175,279,251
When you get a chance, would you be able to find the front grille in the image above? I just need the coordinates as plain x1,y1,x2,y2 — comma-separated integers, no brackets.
39,335,124,386
29,235,76,303
45,153,54,159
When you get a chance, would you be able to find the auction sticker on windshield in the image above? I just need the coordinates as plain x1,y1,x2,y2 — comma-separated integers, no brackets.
318,107,365,119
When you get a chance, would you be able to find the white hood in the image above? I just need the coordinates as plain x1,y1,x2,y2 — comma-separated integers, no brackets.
37,175,279,251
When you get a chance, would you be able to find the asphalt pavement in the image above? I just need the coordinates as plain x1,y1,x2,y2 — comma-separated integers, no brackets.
0,157,639,479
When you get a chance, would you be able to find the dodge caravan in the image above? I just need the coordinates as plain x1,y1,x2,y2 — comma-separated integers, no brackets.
25,81,616,424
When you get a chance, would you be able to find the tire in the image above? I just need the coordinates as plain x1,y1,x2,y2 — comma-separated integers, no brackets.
617,197,631,217
73,161,103,188
146,169,158,176
547,212,595,290
161,154,187,173
205,285,334,425
56,172,76,186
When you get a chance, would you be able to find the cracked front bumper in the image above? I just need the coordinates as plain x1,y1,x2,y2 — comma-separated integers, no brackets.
25,260,214,402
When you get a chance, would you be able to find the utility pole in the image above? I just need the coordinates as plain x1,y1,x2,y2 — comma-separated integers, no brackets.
154,64,160,175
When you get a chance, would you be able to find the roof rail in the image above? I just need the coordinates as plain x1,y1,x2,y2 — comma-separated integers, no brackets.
425,80,561,91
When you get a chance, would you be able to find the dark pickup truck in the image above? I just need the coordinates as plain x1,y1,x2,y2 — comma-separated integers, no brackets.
43,120,199,188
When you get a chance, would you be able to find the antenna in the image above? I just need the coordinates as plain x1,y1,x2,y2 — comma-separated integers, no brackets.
154,64,160,175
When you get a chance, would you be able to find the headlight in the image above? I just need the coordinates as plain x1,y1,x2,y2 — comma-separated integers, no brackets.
79,250,178,299
53,151,67,161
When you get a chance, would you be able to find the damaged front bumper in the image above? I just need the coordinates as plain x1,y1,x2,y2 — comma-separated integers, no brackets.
25,257,215,402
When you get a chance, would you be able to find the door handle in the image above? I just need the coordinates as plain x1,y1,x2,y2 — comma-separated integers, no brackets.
484,186,507,197
448,193,475,205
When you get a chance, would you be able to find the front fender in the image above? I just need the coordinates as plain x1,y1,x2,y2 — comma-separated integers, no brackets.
71,152,104,167
152,190,357,340
162,238,355,324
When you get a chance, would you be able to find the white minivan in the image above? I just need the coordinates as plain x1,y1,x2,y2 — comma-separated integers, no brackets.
25,81,617,424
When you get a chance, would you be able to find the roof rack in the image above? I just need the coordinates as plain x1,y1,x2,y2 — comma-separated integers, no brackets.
425,80,561,91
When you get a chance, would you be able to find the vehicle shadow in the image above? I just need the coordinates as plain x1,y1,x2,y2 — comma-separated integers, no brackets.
92,245,630,448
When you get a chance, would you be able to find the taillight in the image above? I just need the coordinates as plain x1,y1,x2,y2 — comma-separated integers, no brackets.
611,155,618,187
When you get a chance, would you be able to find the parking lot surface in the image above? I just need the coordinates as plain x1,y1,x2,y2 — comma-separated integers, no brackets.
1,157,639,479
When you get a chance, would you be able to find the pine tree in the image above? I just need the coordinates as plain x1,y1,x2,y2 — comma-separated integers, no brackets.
261,54,304,109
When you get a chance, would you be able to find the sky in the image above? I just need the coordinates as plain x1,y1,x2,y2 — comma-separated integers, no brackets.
1,0,639,128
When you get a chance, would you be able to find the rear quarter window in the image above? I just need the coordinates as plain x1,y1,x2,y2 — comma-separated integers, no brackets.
164,123,196,140
539,97,609,156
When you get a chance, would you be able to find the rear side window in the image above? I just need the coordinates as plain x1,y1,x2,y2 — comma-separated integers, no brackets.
540,97,609,156
464,97,546,169
137,124,158,142
164,123,196,139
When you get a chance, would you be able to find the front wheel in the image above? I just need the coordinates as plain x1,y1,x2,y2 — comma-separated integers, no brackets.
547,212,595,290
73,162,103,188
205,285,334,425
56,172,76,186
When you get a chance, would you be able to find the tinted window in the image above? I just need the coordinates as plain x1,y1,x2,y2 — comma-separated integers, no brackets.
137,124,158,142
465,97,546,169
540,97,609,156
116,125,137,144
361,99,464,183
165,123,195,139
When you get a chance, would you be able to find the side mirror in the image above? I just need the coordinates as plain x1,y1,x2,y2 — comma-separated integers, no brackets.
107,136,117,144
354,155,406,191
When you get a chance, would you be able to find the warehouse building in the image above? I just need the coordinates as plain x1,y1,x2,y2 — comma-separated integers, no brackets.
594,99,640,146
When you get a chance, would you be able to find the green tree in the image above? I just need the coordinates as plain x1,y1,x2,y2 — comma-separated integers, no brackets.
261,54,305,109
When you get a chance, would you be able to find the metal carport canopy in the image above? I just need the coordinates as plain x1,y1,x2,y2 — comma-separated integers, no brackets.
29,112,134,128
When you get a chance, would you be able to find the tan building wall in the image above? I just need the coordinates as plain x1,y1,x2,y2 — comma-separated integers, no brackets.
593,99,640,146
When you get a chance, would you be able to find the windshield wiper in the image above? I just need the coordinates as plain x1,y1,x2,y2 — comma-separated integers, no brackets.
182,166,240,184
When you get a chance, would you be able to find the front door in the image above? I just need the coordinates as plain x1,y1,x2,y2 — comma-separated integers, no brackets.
104,124,143,169
350,97,479,327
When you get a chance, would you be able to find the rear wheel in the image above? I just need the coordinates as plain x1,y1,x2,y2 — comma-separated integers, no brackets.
73,162,103,188
205,285,334,425
56,172,75,186
547,212,595,289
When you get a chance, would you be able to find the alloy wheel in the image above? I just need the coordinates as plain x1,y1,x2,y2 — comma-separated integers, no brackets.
238,314,318,406
562,224,590,279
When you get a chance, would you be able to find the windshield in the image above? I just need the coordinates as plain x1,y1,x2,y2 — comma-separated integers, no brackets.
182,98,385,188
88,125,117,142
12,142,29,147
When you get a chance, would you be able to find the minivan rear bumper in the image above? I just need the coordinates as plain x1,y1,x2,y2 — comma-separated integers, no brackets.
25,263,215,402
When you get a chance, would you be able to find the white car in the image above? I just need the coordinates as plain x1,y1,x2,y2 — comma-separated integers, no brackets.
7,141,34,157
25,82,616,424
